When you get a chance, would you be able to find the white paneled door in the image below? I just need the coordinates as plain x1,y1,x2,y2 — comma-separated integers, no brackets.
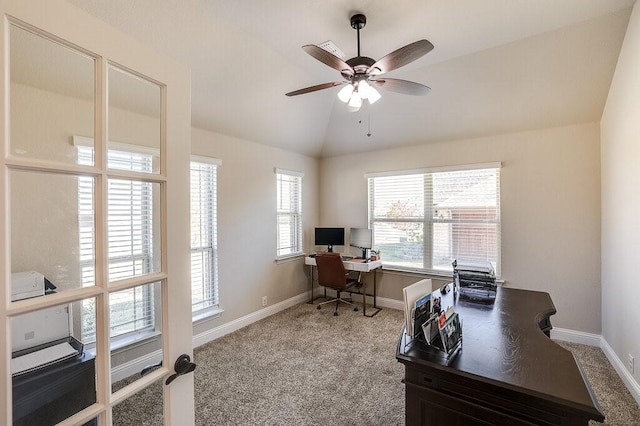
1,0,194,424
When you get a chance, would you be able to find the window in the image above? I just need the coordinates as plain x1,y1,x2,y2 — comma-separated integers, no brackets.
367,163,501,276
77,143,156,343
190,157,220,315
276,169,303,258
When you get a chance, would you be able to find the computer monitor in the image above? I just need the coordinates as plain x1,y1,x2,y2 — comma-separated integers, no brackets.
349,227,372,259
314,227,345,252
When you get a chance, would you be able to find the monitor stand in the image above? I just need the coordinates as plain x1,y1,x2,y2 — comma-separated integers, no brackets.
361,248,368,259
327,245,333,253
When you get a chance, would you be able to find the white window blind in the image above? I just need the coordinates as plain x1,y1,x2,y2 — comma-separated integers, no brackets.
190,159,219,314
77,145,155,343
368,165,501,276
276,169,303,258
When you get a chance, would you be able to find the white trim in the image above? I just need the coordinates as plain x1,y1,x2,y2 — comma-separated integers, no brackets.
601,338,640,406
191,155,222,166
111,348,163,383
73,135,160,156
551,329,640,407
550,327,602,347
275,252,305,263
365,162,502,179
192,291,309,348
110,295,640,410
275,167,304,178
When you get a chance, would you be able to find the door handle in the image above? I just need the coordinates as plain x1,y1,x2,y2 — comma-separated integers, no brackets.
140,360,162,376
165,354,197,385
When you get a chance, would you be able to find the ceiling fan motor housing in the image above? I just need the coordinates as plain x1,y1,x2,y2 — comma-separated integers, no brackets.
350,13,366,30
344,56,376,81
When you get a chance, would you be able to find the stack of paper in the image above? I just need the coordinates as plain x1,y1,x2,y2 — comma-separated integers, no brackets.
12,342,78,376
403,279,432,337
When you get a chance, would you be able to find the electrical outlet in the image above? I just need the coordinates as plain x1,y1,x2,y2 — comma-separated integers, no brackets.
628,354,634,374
262,296,268,307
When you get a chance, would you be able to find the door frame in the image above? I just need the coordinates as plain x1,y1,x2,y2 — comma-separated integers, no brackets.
0,0,194,424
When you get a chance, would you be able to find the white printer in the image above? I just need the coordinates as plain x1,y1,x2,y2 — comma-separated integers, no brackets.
10,271,81,376
11,270,54,301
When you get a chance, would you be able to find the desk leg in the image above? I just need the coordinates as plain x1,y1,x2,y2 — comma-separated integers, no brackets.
307,265,314,304
362,282,366,316
363,269,381,317
373,269,378,308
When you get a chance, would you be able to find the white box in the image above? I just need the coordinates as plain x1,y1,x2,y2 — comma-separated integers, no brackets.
11,271,45,301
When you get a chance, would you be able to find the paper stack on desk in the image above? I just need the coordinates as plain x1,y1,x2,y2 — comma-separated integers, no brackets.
403,279,432,338
11,341,78,376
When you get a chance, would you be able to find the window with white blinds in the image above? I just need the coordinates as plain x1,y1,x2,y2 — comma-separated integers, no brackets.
276,169,303,258
77,145,156,343
190,158,219,314
367,164,501,276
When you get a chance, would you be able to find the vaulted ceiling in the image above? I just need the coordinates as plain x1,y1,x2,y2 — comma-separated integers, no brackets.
67,0,635,158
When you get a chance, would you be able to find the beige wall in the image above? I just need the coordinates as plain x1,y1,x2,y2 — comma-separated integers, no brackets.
320,122,602,333
10,82,161,291
191,127,319,334
601,2,640,384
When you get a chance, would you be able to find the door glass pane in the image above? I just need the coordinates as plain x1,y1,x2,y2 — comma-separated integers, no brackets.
10,170,95,293
107,180,161,282
108,65,161,174
11,299,97,425
9,24,95,165
112,381,163,424
110,282,163,422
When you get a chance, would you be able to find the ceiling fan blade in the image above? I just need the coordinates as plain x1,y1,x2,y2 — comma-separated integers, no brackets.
285,81,345,97
371,78,430,96
367,39,434,76
302,45,354,76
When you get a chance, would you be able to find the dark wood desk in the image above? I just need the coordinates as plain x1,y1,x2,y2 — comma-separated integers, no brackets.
13,352,96,425
396,287,604,425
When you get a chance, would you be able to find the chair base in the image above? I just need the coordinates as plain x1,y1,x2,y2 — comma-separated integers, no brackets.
317,292,359,316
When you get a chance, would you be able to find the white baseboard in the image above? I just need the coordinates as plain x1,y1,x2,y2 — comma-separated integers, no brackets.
550,327,602,346
111,349,162,383
192,291,310,348
114,294,640,410
112,292,309,382
551,328,640,406
600,338,640,406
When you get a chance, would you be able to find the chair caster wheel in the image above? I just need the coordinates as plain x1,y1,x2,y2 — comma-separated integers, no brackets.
333,312,338,316
317,306,321,310
354,307,359,312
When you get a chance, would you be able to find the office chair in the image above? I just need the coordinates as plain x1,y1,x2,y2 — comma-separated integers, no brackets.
314,252,362,316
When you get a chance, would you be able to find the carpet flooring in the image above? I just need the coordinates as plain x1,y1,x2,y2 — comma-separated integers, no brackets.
112,303,640,425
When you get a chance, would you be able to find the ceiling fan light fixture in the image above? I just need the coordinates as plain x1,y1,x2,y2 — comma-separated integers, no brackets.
368,86,382,104
348,92,363,108
357,79,371,99
347,103,362,113
337,84,354,103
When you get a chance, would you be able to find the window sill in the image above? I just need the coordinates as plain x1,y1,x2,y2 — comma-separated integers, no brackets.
193,307,224,325
381,265,504,284
275,253,305,264
382,266,453,280
85,329,161,356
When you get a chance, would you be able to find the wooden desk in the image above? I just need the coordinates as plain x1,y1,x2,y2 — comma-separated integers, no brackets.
304,256,383,317
396,286,604,425
13,352,96,425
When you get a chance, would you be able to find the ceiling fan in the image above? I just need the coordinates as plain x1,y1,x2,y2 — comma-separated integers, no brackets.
286,13,434,112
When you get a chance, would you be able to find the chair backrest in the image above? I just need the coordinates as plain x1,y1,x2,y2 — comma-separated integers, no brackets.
315,253,348,290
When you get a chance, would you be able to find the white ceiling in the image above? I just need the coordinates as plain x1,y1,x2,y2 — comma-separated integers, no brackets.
66,0,635,158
